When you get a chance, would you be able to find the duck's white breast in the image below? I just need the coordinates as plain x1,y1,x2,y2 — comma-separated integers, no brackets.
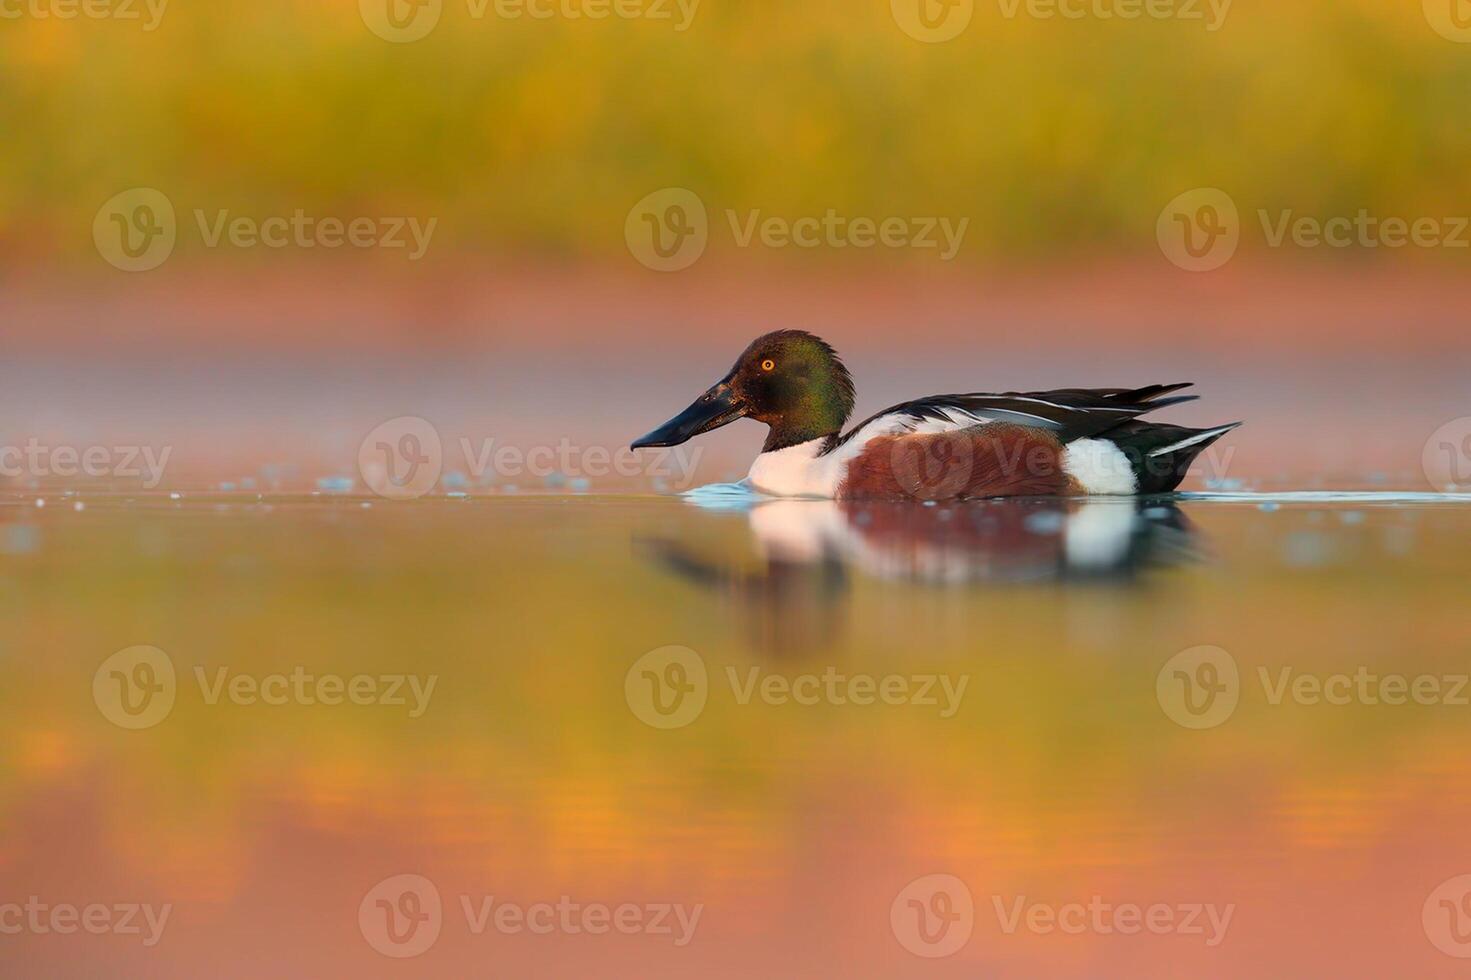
746,439,843,497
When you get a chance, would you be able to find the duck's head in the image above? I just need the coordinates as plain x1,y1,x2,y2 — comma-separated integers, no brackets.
632,330,855,453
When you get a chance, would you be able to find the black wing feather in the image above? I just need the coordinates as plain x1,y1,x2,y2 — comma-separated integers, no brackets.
837,384,1196,446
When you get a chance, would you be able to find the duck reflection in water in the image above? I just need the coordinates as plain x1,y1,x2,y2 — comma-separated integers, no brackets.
638,497,1199,656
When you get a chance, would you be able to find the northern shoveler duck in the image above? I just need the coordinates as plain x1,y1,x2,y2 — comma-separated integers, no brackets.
631,330,1241,500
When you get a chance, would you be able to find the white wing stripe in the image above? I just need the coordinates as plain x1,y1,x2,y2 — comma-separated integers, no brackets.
1147,428,1227,457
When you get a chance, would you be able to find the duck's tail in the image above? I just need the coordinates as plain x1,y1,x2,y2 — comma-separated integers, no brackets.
1104,420,1243,494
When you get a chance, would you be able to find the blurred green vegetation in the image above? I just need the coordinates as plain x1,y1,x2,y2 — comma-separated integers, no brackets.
2,0,1469,262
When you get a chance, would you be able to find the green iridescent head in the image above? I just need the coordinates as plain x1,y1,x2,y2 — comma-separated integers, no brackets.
631,330,856,453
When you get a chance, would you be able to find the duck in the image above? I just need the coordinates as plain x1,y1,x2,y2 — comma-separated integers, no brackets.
631,330,1241,499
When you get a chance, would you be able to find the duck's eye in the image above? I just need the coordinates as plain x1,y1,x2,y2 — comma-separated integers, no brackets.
761,359,775,372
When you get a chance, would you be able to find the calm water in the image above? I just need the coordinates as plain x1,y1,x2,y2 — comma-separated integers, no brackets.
3,491,1470,977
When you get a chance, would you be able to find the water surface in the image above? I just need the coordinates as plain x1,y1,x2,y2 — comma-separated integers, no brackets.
1,492,1468,977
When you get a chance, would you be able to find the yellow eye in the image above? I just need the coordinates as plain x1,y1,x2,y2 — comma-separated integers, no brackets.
761,359,775,372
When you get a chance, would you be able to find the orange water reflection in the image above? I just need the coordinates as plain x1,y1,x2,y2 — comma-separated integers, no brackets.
1,496,1469,976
